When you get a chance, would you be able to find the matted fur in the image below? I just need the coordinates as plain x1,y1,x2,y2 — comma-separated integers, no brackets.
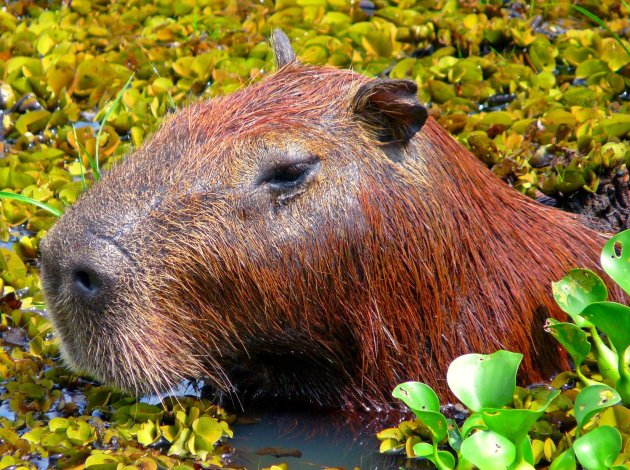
41,64,622,410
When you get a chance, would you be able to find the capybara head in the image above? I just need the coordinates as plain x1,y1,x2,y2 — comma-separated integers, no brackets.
40,31,617,410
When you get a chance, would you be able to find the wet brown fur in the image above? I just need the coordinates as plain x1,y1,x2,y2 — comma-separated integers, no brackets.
41,63,623,411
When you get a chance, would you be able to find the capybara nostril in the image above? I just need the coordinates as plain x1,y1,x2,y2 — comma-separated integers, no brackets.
71,268,101,298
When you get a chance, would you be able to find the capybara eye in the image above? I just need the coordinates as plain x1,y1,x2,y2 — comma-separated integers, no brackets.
263,158,320,191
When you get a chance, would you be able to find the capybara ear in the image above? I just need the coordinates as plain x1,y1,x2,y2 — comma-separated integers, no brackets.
352,79,428,143
272,29,298,68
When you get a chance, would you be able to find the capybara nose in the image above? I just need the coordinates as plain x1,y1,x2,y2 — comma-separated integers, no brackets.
40,229,131,315
70,266,105,301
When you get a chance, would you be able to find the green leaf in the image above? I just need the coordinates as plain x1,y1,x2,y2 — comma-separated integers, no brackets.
15,110,51,135
19,382,46,399
601,230,630,296
48,417,69,432
191,416,223,445
571,5,630,58
460,430,516,470
597,114,630,139
393,382,448,441
95,72,135,174
545,319,591,368
552,269,608,326
380,437,404,454
113,403,163,424
461,413,486,439
446,418,462,452
137,420,161,446
84,453,120,466
393,382,440,413
580,302,630,360
413,442,456,469
574,384,621,429
23,427,47,444
376,428,403,441
573,426,622,470
168,428,192,457
447,351,522,411
549,449,576,470
66,420,93,445
482,390,559,445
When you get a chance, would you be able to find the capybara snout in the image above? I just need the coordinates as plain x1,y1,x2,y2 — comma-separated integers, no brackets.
41,30,622,410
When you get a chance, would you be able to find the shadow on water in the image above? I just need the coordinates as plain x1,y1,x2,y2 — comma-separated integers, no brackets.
226,411,433,469
142,382,431,468
139,380,436,469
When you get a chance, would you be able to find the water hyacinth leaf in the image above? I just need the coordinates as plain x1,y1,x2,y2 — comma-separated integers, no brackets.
113,403,163,424
0,248,27,284
66,420,93,445
575,59,610,79
405,435,422,457
413,442,456,469
580,302,630,361
22,427,47,444
168,428,192,457
41,431,67,447
482,389,559,445
380,438,404,454
460,430,516,470
15,110,51,135
597,115,630,139
19,382,45,399
601,230,630,296
446,418,462,452
460,412,486,438
48,417,70,432
570,5,630,58
392,382,441,414
412,442,433,457
376,428,403,441
573,426,622,470
419,411,448,442
574,384,621,429
137,420,161,446
84,453,120,466
551,269,607,326
191,416,224,445
447,351,522,411
549,449,576,470
392,383,447,440
544,319,591,368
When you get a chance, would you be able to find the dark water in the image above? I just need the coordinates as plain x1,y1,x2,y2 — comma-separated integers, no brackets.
226,411,429,469
141,384,423,468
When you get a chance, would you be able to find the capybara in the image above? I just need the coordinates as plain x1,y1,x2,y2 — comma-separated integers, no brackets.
40,30,621,410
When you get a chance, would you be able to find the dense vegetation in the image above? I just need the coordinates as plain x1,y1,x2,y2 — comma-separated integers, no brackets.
0,0,629,468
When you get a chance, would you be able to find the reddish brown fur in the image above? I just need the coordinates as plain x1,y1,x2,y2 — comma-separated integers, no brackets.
41,64,623,410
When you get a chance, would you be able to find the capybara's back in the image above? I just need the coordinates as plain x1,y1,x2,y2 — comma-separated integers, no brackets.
39,31,621,410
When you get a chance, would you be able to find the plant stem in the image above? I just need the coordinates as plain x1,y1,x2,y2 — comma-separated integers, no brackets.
589,326,620,382
575,366,600,387
433,442,452,470
616,349,630,405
